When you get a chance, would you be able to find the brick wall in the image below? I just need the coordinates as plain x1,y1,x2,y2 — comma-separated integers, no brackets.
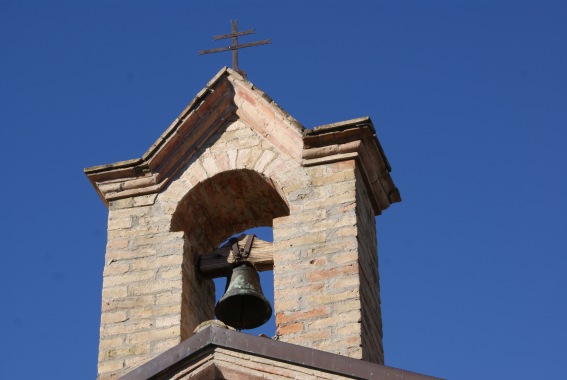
273,160,384,363
356,166,384,363
90,69,396,378
98,199,188,376
96,118,302,379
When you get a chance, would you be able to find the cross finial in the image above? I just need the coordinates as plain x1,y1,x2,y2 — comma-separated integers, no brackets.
199,20,271,77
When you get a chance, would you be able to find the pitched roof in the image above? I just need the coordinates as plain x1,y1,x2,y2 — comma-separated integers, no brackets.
84,67,304,206
119,326,441,380
84,67,400,214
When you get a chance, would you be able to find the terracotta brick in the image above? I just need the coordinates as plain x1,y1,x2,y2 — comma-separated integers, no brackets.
276,306,330,325
303,289,359,307
187,160,208,182
107,238,128,250
273,282,324,299
301,193,356,210
99,336,125,351
109,198,136,210
334,299,361,313
129,307,159,320
274,297,300,312
106,247,156,262
236,85,258,106
334,159,356,170
155,290,182,306
159,267,182,279
311,170,355,186
132,232,183,248
101,311,128,324
336,322,363,337
308,257,327,266
102,295,154,313
156,314,180,328
254,150,275,172
213,151,230,172
103,319,154,336
304,264,358,282
97,359,125,374
201,155,219,177
104,270,155,287
279,232,326,247
244,146,264,169
332,250,359,265
101,286,128,299
108,217,133,231
336,225,358,237
227,149,238,169
99,343,150,362
129,255,182,271
290,328,332,342
128,279,180,296
276,322,303,335
309,310,361,331
332,275,360,290
103,262,130,276
133,194,158,207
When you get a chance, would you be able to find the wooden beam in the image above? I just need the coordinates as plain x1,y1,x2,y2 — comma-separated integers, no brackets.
199,235,274,278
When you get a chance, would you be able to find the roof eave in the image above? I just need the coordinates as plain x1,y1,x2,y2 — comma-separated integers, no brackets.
119,326,441,380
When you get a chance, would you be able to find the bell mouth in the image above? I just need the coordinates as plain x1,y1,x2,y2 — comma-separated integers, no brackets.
214,263,273,330
215,293,272,330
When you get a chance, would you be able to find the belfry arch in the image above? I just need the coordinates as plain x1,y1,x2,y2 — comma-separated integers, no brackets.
171,169,289,251
170,169,289,338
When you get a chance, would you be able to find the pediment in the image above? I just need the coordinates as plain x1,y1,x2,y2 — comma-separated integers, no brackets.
85,67,400,215
85,67,304,206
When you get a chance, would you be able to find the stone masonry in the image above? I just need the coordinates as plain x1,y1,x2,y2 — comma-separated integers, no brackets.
85,67,400,379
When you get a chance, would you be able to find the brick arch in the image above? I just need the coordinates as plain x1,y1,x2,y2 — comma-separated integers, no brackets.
170,122,301,198
172,169,289,249
170,169,289,338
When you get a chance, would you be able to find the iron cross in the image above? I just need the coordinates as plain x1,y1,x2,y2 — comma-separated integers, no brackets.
199,20,271,75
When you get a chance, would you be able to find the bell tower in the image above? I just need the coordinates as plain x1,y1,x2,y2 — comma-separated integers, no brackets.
86,67,401,379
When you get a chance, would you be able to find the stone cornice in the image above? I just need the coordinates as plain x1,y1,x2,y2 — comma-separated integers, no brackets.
302,117,401,215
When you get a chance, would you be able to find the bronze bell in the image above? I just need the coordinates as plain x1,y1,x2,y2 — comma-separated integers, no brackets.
215,263,272,330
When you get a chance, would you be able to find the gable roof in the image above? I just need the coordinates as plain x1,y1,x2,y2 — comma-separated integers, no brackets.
119,326,441,380
84,67,304,206
84,67,400,214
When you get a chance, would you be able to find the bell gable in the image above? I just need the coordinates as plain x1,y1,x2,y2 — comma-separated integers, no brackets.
85,67,304,207
86,67,402,379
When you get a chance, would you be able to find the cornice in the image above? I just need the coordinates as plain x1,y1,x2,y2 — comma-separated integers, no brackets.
302,117,401,215
85,71,400,215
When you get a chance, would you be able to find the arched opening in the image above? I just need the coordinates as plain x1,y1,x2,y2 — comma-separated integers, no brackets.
171,169,288,339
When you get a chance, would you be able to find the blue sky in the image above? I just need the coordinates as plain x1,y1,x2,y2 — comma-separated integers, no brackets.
1,1,566,379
